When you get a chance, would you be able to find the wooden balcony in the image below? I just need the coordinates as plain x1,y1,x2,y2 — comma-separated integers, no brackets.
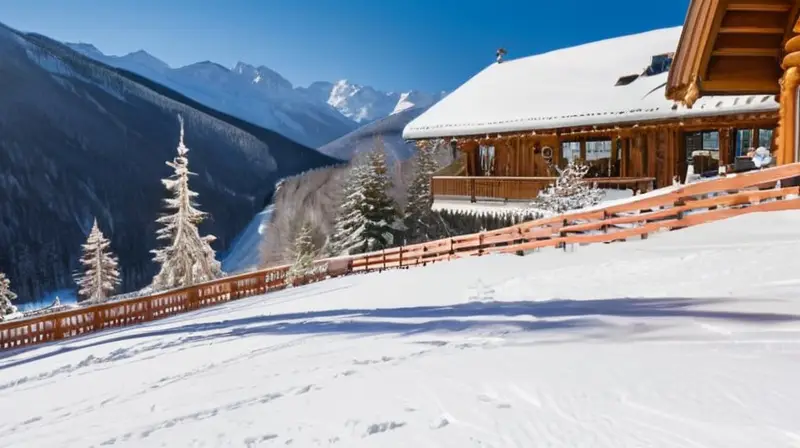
431,176,656,202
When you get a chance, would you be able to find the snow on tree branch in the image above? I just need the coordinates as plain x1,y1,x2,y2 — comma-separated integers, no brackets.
151,115,224,291
286,221,318,286
74,218,121,303
0,272,19,321
529,160,605,215
326,137,401,255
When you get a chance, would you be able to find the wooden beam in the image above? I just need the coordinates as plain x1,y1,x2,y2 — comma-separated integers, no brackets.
700,78,780,93
718,26,785,34
698,0,730,86
726,2,793,13
711,47,782,57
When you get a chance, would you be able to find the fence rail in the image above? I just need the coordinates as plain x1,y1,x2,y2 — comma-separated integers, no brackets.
431,176,655,202
2,164,800,352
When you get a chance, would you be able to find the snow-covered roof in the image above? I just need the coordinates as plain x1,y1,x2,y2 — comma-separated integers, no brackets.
403,27,777,140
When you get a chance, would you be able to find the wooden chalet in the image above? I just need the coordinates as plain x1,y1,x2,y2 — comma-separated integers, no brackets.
667,0,800,166
402,27,780,204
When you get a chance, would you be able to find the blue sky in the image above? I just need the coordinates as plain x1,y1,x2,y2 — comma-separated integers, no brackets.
0,0,689,92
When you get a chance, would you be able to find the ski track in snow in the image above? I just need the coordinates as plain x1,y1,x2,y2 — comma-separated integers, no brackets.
2,211,800,447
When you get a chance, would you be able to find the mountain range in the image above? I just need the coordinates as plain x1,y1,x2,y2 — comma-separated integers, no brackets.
66,43,447,148
0,22,337,302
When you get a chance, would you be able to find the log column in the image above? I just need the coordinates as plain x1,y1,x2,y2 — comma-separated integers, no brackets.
777,20,800,165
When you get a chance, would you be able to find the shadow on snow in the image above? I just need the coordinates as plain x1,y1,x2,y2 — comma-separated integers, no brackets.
2,296,798,370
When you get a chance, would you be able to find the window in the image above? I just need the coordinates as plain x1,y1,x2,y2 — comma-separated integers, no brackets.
734,129,753,158
586,140,611,161
561,141,580,163
702,131,719,151
643,53,674,77
479,145,495,176
758,129,773,150
685,130,720,176
615,74,639,86
585,140,612,177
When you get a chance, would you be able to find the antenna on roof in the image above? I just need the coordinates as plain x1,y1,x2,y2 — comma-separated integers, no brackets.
496,48,507,63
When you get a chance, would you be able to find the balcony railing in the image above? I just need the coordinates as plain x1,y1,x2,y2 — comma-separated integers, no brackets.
431,176,656,202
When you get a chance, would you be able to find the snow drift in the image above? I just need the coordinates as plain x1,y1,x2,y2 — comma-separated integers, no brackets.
2,211,800,446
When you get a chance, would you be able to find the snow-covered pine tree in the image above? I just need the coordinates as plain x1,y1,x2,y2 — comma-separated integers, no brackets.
0,272,18,319
151,116,224,291
530,160,605,215
403,140,443,244
326,158,369,256
74,218,121,303
286,221,317,286
359,138,401,252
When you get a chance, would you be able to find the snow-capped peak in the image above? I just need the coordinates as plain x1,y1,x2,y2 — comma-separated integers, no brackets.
322,79,446,124
69,42,103,58
391,90,447,115
233,62,293,91
65,38,445,145
122,49,170,72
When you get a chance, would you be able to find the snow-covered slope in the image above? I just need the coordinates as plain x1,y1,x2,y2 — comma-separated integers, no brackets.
317,106,430,163
66,44,447,146
405,26,777,139
3,211,800,447
221,206,274,274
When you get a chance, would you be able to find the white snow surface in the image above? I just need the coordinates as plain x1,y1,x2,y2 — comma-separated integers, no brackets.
3,211,800,447
403,27,777,139
221,206,274,274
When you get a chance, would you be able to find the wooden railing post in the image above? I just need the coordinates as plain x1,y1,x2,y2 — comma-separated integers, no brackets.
470,178,476,202
398,246,404,268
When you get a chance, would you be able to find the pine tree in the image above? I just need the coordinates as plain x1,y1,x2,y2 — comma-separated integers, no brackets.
0,272,18,319
530,160,605,215
326,159,369,256
404,141,442,244
359,140,401,252
74,218,121,303
151,116,223,291
286,221,317,286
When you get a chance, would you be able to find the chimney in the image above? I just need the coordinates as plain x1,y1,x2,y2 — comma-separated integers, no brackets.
496,48,507,63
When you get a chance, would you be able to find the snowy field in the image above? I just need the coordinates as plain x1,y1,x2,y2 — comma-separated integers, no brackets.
2,211,800,447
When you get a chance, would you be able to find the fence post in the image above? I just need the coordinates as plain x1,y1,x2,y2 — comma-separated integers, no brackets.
186,287,198,312
230,278,239,300
478,233,485,256
54,315,63,340
94,307,104,331
470,178,476,203
399,246,403,268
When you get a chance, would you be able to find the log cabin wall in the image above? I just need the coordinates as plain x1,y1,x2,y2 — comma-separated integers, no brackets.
449,114,777,184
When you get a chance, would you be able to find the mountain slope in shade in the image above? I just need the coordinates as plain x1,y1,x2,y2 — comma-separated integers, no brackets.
0,24,338,303
66,44,359,148
67,43,448,141
317,106,430,163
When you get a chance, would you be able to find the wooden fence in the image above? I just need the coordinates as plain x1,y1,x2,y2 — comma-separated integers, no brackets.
431,176,655,202
2,163,799,352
